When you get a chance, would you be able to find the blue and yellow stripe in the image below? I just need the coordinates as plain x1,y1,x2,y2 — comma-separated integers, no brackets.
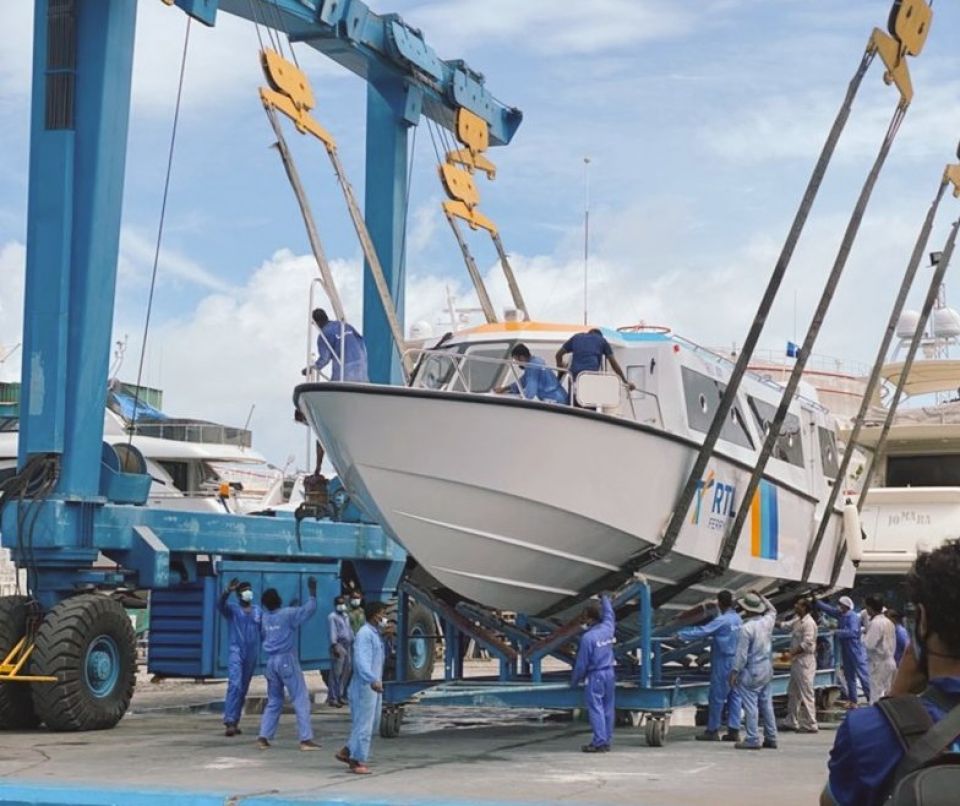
749,480,779,560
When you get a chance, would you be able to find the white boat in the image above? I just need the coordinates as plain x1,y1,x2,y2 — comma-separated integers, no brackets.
296,321,854,616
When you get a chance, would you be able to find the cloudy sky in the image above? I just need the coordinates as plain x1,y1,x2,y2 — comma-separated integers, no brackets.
3,0,960,467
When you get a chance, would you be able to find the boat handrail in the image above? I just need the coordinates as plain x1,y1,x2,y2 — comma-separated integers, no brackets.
671,335,829,413
403,347,665,427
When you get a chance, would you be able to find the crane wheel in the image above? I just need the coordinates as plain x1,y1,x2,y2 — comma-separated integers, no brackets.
30,594,136,731
0,596,41,729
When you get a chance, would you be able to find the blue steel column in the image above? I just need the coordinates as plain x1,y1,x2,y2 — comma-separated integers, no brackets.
18,0,76,462
60,0,138,495
362,79,414,385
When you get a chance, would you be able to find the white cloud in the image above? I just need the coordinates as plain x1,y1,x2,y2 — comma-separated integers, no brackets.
119,228,235,293
401,0,695,56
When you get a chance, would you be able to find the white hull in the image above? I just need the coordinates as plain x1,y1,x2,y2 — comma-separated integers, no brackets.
298,384,851,615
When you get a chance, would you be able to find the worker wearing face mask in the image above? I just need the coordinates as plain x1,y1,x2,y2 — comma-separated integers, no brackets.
571,594,616,752
348,591,366,634
219,578,261,737
336,601,389,774
327,595,353,708
816,595,871,707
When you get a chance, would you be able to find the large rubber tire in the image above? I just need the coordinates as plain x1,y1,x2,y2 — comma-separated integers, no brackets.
30,594,137,731
0,596,40,729
404,603,436,682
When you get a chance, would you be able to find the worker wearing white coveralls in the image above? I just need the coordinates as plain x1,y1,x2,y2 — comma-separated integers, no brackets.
730,591,778,750
780,598,818,733
862,596,897,703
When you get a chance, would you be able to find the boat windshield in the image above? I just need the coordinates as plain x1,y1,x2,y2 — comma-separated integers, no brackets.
413,341,517,393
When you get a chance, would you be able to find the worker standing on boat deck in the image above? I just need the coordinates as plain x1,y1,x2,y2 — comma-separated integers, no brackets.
730,591,778,750
494,343,568,404
779,598,819,734
337,600,388,774
571,594,616,753
256,579,321,752
555,329,634,405
816,596,871,707
219,578,261,737
327,595,353,708
311,308,368,382
675,590,742,742
863,596,897,703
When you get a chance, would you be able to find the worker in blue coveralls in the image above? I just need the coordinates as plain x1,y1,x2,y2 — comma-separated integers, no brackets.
821,540,960,806
887,609,910,665
256,578,321,751
311,308,368,382
336,600,388,775
494,343,568,404
571,594,616,753
675,590,743,742
555,328,635,405
816,595,871,707
219,578,261,737
730,591,778,750
326,595,353,708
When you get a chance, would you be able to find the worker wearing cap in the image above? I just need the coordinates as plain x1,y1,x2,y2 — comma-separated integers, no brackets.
817,595,871,707
571,595,617,752
675,590,742,742
219,578,261,737
730,591,778,750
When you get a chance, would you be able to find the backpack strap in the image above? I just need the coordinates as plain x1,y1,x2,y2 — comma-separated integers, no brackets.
877,695,935,753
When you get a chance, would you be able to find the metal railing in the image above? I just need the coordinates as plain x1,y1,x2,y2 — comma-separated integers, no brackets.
403,348,666,428
129,421,252,448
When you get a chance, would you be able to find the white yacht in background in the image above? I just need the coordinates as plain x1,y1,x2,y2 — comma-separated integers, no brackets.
855,299,960,577
0,381,288,515
296,321,855,616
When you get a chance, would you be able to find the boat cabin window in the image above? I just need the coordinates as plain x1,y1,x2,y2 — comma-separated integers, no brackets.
450,342,512,393
886,454,960,487
681,367,754,449
818,426,840,479
747,396,804,468
417,349,459,390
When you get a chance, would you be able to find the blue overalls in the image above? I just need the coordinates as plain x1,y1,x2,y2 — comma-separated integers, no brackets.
327,609,354,705
258,596,317,742
678,609,742,734
818,602,871,704
347,622,386,763
572,597,616,749
507,356,568,404
218,594,261,728
316,321,368,382
894,623,909,665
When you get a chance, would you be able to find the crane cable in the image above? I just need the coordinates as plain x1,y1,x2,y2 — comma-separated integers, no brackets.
127,16,192,446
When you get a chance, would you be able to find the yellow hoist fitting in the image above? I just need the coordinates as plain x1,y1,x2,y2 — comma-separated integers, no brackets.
0,637,56,683
868,0,932,105
439,109,500,234
446,109,497,179
945,163,960,199
259,49,336,150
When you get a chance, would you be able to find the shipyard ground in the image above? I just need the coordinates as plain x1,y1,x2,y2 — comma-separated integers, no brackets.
0,672,836,806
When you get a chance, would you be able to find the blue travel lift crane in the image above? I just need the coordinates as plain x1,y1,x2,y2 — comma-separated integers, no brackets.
0,0,519,732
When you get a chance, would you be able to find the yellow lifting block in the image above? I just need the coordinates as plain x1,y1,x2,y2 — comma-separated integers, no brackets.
0,637,56,683
439,163,481,210
446,109,497,179
259,49,336,150
868,0,932,105
944,164,960,199
443,201,498,235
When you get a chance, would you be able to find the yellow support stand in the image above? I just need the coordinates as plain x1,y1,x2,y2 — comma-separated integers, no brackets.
0,637,56,683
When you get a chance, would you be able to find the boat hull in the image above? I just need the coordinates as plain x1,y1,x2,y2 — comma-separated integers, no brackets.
296,384,851,615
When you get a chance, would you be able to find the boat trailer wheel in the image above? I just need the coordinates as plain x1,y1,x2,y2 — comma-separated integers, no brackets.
644,713,670,747
380,705,404,739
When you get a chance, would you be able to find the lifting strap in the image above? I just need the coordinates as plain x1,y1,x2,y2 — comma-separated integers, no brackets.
803,164,960,583
258,48,411,379
540,0,931,617
436,109,530,322
829,213,960,587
